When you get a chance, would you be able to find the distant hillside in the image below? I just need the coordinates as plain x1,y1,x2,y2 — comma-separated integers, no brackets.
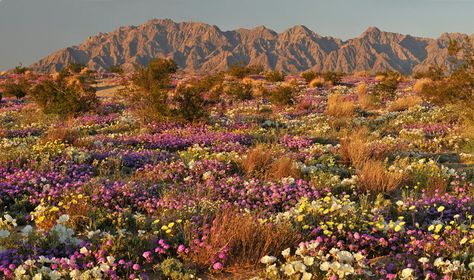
29,19,473,74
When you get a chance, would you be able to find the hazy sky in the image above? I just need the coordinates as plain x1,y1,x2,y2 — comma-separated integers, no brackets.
0,0,473,70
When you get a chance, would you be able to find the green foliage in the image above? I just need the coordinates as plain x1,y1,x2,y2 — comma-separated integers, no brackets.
125,58,178,122
225,82,253,101
13,64,29,74
1,78,30,99
420,37,474,106
173,85,207,122
414,65,445,81
107,65,124,74
66,63,86,74
159,258,197,280
269,85,295,106
227,62,263,79
323,71,343,85
29,78,98,116
373,71,400,97
301,71,318,83
265,70,285,82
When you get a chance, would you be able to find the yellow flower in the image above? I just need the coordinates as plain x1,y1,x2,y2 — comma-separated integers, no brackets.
460,237,468,245
297,215,304,222
77,194,84,199
437,206,445,213
434,224,443,234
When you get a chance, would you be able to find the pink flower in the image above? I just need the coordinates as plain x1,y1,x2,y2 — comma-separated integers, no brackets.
212,262,223,270
132,264,140,271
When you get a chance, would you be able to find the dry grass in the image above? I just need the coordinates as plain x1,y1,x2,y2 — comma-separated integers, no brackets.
42,123,82,145
353,70,370,78
268,157,301,179
356,82,368,96
338,128,372,168
240,144,274,178
184,208,300,270
357,160,403,193
326,94,355,119
413,78,432,93
388,95,422,112
309,77,325,88
241,146,301,179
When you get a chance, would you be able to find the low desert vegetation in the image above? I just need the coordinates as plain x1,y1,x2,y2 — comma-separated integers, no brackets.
0,41,473,280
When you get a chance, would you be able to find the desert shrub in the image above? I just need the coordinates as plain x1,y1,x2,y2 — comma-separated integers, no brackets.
224,82,253,101
373,71,400,97
183,208,300,269
173,85,207,122
13,64,29,74
388,95,422,112
326,94,355,118
323,71,343,85
413,65,445,81
107,65,124,74
227,62,263,79
66,63,86,74
240,144,274,178
1,78,30,99
301,71,318,83
309,77,325,88
265,70,285,82
357,160,402,193
420,38,473,108
29,78,98,116
123,58,178,122
268,157,301,179
413,78,433,93
269,85,295,106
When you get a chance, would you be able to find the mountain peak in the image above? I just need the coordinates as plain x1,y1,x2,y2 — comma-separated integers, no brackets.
362,26,382,36
29,19,465,75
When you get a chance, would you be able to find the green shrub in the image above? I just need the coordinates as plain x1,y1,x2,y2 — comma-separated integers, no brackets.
30,78,98,116
265,70,285,82
124,58,178,123
225,82,253,101
227,62,263,79
301,71,318,83
323,71,343,85
173,85,207,122
373,71,400,97
269,85,295,105
107,65,124,74
1,78,30,99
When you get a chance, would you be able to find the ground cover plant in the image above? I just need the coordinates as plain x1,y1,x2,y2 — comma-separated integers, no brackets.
0,47,473,280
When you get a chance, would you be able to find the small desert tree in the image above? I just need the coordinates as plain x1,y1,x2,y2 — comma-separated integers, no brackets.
173,84,207,122
1,77,30,99
125,58,178,123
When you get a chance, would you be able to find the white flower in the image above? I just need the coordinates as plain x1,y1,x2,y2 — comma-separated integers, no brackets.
418,257,429,264
401,268,414,279
281,248,291,258
260,255,277,264
58,214,69,224
292,260,306,272
106,256,115,264
21,225,33,237
14,266,26,277
433,258,444,267
32,273,43,280
283,263,295,276
80,247,89,255
303,256,314,266
301,272,312,280
320,261,330,271
49,270,61,280
70,269,81,279
0,229,10,239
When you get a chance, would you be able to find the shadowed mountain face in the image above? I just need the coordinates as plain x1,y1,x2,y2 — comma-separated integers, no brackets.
29,19,471,74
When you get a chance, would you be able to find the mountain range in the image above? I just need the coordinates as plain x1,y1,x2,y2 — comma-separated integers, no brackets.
29,19,473,74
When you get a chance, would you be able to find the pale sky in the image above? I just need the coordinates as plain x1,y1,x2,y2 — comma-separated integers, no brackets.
0,0,473,70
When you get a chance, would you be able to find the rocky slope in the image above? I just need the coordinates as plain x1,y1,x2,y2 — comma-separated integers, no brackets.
29,19,472,74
